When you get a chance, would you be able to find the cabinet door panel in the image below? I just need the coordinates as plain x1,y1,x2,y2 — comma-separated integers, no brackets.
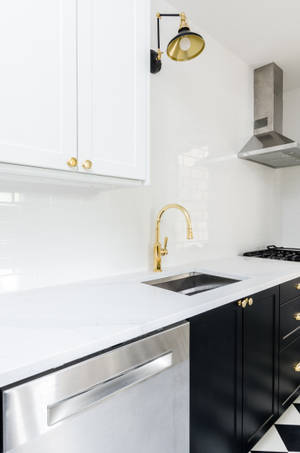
280,336,300,407
0,0,77,170
243,288,279,451
78,0,149,180
190,303,242,453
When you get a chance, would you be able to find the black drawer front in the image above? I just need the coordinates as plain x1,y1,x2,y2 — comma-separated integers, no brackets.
280,277,300,304
280,297,300,345
280,337,300,406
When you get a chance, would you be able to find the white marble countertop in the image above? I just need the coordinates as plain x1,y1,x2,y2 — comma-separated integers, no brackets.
1,256,300,387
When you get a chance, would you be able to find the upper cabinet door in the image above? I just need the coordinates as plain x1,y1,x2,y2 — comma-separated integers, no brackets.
0,0,77,170
77,0,149,180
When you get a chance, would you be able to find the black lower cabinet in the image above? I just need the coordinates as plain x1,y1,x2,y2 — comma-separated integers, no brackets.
242,287,279,452
278,289,300,410
190,302,242,453
189,286,279,453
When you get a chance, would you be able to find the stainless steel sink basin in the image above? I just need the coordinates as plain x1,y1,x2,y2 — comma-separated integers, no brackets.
143,272,240,296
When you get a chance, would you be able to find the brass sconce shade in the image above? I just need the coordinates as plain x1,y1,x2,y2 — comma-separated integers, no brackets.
151,12,205,73
167,30,205,62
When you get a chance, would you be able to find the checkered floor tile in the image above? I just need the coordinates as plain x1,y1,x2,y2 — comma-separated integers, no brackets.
251,395,300,452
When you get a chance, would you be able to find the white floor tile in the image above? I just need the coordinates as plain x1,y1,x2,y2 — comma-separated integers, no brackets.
276,404,300,426
252,426,288,452
294,395,300,404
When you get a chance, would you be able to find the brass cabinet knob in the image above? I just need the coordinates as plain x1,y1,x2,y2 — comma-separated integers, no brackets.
294,313,300,321
238,298,249,309
67,157,78,168
295,283,300,290
294,363,300,372
248,297,253,306
82,160,93,170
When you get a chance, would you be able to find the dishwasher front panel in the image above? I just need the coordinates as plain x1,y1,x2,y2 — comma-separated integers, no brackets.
2,322,189,453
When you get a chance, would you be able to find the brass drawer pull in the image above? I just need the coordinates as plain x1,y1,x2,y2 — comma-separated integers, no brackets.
294,362,300,372
294,313,300,321
248,297,253,306
295,283,300,290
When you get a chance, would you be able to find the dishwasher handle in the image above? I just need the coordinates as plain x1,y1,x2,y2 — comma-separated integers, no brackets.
48,352,173,425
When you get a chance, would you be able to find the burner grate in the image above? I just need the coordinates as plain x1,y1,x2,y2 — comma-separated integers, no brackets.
244,246,300,262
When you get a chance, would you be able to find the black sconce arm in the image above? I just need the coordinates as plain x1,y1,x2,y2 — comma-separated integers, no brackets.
156,13,180,57
151,13,180,74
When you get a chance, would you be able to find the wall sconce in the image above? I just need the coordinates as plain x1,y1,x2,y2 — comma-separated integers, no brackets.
151,12,205,74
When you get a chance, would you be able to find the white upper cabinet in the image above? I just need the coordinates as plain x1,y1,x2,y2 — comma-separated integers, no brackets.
0,0,149,182
0,0,77,171
77,0,149,180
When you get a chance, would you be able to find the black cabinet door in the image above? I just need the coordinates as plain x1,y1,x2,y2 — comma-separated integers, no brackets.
242,287,279,452
190,302,242,453
279,336,300,408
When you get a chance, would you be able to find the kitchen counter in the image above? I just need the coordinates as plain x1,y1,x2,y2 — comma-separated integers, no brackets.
1,256,300,387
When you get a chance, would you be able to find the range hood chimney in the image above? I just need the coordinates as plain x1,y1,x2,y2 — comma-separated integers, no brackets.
238,63,300,168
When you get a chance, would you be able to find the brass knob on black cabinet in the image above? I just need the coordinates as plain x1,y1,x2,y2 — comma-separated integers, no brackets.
238,298,249,309
243,298,249,308
82,160,93,170
294,313,300,321
295,283,300,290
67,157,78,168
248,298,253,306
294,363,300,372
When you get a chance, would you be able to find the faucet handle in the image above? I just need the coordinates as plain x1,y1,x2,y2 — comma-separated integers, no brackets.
161,236,168,256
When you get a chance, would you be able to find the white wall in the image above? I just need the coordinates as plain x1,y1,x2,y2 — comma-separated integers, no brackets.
278,88,300,246
0,0,279,293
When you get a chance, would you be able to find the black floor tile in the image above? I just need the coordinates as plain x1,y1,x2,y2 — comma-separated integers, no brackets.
294,403,300,415
276,424,300,451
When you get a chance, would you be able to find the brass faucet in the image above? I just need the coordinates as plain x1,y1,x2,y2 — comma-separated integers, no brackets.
153,204,193,272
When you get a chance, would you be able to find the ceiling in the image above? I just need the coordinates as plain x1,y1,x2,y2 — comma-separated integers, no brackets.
169,0,300,91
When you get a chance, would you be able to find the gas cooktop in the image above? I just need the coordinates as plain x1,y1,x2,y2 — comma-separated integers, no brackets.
244,245,300,262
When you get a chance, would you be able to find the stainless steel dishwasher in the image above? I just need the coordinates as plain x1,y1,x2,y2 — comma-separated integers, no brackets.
2,322,189,453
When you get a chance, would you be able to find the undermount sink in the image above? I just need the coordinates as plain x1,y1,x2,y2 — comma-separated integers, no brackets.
143,272,240,296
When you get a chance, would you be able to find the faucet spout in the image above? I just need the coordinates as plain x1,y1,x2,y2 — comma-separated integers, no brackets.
153,204,193,272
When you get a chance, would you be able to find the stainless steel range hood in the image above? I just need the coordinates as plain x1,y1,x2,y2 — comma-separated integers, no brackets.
238,63,300,168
